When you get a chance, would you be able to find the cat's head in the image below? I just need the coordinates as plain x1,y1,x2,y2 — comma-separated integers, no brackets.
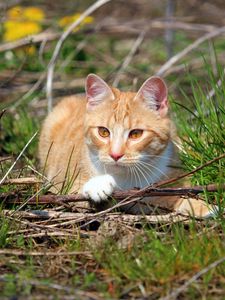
84,74,174,168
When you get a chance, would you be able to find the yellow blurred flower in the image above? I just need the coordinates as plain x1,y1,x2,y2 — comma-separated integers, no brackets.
2,5,45,56
7,6,23,20
23,7,45,22
6,5,45,22
58,13,94,31
3,5,45,43
3,21,42,41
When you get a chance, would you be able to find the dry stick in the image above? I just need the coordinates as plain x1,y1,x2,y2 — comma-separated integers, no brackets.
46,0,112,112
0,132,38,185
3,154,224,229
0,249,91,257
3,183,225,205
156,26,225,76
0,21,217,54
101,20,218,35
14,184,50,212
10,72,46,110
0,31,60,53
0,177,42,185
2,209,188,225
113,30,146,87
72,152,225,228
0,276,94,299
0,156,12,163
160,256,225,300
155,152,225,187
0,109,6,119
5,214,79,235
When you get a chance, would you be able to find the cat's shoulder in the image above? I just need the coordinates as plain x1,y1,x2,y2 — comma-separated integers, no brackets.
42,95,86,130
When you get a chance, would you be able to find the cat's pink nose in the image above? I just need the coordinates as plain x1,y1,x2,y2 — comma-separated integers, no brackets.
110,153,124,161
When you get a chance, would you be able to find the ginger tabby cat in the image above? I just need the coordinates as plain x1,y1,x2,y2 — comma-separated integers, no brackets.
39,74,217,217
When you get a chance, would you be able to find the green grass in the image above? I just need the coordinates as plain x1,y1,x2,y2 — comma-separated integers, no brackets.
0,7,225,299
172,61,225,215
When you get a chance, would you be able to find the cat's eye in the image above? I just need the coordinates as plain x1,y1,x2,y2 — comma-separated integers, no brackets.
129,129,143,139
98,127,110,138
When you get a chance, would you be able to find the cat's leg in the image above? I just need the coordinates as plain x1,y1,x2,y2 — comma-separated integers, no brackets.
173,196,218,217
144,196,218,218
82,174,116,202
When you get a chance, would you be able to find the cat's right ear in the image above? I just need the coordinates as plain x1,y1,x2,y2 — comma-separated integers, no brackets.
85,74,115,110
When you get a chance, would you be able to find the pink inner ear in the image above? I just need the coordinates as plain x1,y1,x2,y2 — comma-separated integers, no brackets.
135,76,168,116
85,74,114,109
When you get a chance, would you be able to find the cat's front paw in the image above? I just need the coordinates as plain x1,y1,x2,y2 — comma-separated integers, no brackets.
82,174,116,202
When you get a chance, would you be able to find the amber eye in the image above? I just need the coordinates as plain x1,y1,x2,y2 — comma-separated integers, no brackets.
98,127,110,138
129,129,143,139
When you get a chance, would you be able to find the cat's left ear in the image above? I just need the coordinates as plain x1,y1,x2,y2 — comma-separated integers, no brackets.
134,76,168,117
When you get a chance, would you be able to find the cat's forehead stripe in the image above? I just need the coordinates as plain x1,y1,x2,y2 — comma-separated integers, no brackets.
111,91,133,125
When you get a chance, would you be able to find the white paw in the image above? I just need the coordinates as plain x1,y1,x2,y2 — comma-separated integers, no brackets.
82,174,116,203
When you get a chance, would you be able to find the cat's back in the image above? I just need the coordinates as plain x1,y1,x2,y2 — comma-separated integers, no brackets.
39,95,86,169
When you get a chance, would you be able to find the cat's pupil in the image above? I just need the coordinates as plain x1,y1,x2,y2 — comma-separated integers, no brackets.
129,129,143,139
98,127,110,138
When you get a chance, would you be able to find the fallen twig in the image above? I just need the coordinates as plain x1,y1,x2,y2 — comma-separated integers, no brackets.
0,249,91,257
46,0,112,112
2,183,224,205
0,156,12,163
160,256,225,300
0,275,98,300
0,177,43,186
0,21,217,54
0,132,38,185
0,109,6,120
156,26,225,76
0,31,60,53
3,210,188,225
113,30,146,87
155,152,225,187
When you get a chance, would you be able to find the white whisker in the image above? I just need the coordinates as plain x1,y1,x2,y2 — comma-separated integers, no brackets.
133,165,143,188
131,166,138,188
134,163,151,186
138,161,162,182
139,160,169,179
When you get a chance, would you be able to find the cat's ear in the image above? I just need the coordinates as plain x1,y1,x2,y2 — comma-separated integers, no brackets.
85,74,115,110
134,76,168,117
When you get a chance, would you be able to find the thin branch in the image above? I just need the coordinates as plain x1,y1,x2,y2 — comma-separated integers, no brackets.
0,21,218,54
0,31,59,53
0,109,6,120
155,152,225,187
160,256,225,300
0,132,38,185
0,177,42,186
46,0,112,112
2,183,225,205
0,249,91,257
113,30,146,87
3,210,188,225
156,26,225,76
0,275,96,299
10,72,46,110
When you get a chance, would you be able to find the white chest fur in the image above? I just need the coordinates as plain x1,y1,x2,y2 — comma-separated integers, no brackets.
89,142,174,190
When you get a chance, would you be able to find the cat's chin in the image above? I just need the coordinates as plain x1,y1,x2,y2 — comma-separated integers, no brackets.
104,162,127,168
